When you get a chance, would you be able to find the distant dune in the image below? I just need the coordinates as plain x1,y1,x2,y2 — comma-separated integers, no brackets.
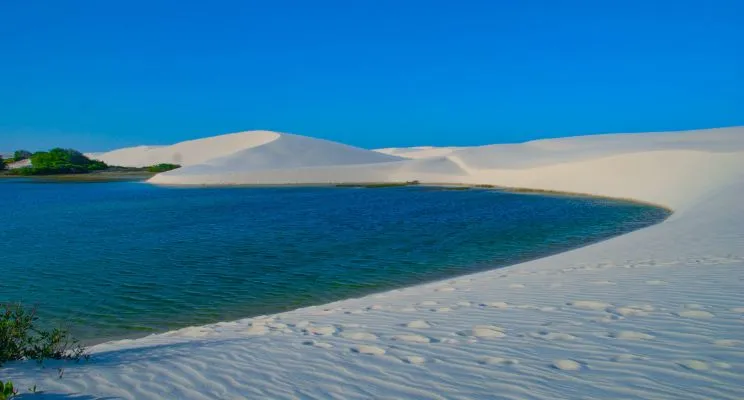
145,131,469,185
133,127,744,206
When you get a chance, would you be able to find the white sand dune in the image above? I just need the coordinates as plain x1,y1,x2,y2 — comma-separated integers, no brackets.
5,127,744,399
148,131,409,185
90,131,285,168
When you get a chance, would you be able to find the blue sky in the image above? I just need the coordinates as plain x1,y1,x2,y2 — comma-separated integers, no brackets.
1,0,742,151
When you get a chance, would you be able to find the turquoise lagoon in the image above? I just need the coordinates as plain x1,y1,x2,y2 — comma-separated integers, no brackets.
0,180,669,343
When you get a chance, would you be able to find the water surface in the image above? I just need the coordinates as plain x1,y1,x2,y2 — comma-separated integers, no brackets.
0,180,669,342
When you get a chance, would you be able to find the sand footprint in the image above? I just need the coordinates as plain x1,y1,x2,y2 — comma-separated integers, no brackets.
611,354,648,362
339,331,378,341
609,306,652,317
481,302,509,309
302,340,333,349
479,357,519,366
460,325,506,338
677,360,709,371
509,283,525,289
674,310,715,319
351,345,386,355
392,334,431,344
401,355,426,364
303,325,338,336
712,339,741,347
530,331,576,341
552,359,583,371
608,331,655,340
567,300,612,310
405,320,432,329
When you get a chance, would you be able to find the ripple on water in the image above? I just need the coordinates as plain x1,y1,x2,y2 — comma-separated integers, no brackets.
0,181,670,342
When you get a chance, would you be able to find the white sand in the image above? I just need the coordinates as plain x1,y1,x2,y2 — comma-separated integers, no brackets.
375,146,463,159
4,127,744,399
5,159,31,169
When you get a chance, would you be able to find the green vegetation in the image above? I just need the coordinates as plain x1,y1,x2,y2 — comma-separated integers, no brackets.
0,303,88,399
12,150,32,162
146,163,181,173
336,180,420,188
0,303,87,366
473,184,496,188
5,148,107,175
0,380,15,400
0,156,6,171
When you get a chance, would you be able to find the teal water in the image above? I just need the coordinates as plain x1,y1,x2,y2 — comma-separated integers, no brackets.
0,180,669,343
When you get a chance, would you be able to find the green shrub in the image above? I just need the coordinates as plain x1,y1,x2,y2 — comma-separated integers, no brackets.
0,380,15,400
0,303,87,366
0,156,5,171
147,163,181,173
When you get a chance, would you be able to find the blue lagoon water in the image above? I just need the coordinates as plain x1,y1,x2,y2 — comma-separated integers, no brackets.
0,180,669,342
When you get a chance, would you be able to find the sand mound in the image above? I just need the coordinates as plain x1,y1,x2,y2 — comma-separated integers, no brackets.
147,131,472,185
91,131,282,168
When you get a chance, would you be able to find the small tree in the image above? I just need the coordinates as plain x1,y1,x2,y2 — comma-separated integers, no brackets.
13,150,32,162
0,155,6,170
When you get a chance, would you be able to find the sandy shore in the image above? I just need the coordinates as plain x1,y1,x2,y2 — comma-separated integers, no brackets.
4,127,744,399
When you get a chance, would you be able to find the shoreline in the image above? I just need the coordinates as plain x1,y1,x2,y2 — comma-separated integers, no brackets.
150,179,676,212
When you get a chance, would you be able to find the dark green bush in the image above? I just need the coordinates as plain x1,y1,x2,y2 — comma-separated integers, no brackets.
6,148,108,175
0,303,87,367
0,156,6,171
147,163,181,173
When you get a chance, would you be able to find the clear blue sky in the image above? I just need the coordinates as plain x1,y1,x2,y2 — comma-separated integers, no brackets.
1,0,742,151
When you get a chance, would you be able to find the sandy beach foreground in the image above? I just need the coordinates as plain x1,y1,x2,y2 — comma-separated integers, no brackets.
5,127,744,399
